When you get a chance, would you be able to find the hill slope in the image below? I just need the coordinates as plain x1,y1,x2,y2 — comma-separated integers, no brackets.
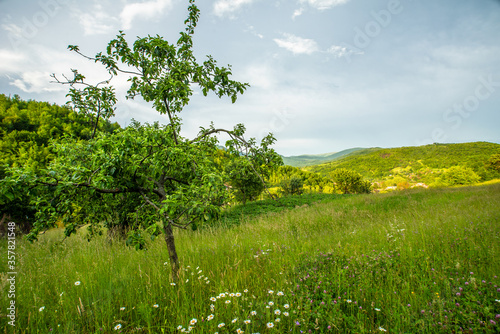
304,142,500,182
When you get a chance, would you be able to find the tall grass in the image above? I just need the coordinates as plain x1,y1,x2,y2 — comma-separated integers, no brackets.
1,184,499,333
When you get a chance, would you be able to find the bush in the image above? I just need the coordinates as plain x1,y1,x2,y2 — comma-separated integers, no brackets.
330,168,372,194
438,166,480,186
279,176,304,196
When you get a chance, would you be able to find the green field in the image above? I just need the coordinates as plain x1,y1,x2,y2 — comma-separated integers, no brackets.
1,183,500,333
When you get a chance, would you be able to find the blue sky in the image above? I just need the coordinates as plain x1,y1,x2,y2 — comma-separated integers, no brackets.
0,0,499,156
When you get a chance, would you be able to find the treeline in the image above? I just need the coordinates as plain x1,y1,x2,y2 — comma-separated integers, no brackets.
267,165,371,196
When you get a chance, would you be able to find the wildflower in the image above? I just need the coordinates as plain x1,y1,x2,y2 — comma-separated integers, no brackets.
230,293,235,297
207,314,214,321
186,279,189,283
114,324,122,331
274,309,281,315
39,306,45,312
218,323,225,328
268,301,274,306
206,281,210,284
275,318,281,322
189,318,197,326
407,304,411,307
266,322,274,328
268,290,274,294
378,326,387,332
153,304,159,308
244,289,248,293
236,292,242,297
210,297,216,302
284,304,290,309
283,312,289,317
120,307,126,311
74,281,81,286
346,299,352,303
374,308,381,312
225,300,231,304
210,304,215,310
277,291,284,296
244,319,251,324
250,311,257,316
177,325,183,330
59,292,64,297
232,318,238,324
295,321,300,326
171,283,176,286
236,329,244,334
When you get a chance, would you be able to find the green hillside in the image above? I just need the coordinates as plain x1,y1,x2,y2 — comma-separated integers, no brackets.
304,142,500,185
282,147,369,167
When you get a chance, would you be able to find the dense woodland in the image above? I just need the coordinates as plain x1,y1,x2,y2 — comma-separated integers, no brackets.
0,93,120,177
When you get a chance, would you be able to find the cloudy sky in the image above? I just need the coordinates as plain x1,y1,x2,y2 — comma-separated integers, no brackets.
1,0,499,156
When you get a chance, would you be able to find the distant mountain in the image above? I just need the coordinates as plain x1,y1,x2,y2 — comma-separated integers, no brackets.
282,147,372,167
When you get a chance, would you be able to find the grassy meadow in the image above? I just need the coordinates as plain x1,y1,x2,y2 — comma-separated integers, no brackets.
1,183,500,333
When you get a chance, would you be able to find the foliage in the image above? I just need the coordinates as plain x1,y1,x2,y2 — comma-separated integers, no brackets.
330,168,372,194
279,176,304,196
1,0,281,280
0,94,120,234
436,166,481,187
225,158,266,205
487,153,500,172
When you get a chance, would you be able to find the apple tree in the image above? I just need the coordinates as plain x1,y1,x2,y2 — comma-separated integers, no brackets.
4,0,282,280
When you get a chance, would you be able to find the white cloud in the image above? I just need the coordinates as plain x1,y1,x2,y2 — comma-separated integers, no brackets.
326,44,364,58
213,0,255,18
300,0,350,10
79,5,116,36
273,33,319,55
10,71,64,93
120,0,174,29
292,8,304,19
0,49,27,73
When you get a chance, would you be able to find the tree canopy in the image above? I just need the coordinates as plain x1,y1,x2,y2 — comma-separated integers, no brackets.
1,0,282,280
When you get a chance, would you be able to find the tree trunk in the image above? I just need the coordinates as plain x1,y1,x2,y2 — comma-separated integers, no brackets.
163,221,180,282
